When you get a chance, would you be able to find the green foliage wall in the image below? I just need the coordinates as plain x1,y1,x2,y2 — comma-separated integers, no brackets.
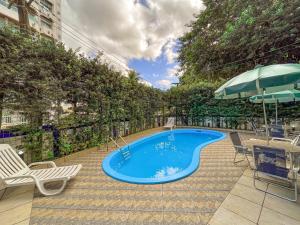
172,0,300,122
0,27,165,161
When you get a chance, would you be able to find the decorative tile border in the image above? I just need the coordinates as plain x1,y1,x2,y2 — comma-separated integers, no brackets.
30,128,247,225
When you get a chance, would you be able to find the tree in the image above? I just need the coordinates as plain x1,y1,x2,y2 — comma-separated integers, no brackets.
178,0,300,83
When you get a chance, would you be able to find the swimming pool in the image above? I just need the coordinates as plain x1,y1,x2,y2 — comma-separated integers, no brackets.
102,129,225,184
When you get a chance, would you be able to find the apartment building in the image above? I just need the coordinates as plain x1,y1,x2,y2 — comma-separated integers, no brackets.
0,0,61,40
0,0,61,128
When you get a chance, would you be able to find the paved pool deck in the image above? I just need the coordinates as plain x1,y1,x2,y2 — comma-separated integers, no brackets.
0,127,299,225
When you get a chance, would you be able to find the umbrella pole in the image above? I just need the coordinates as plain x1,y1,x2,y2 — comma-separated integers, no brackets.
275,101,278,125
262,91,269,144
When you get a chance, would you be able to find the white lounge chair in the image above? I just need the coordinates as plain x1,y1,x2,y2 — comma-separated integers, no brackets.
272,135,300,146
164,117,175,130
0,144,82,196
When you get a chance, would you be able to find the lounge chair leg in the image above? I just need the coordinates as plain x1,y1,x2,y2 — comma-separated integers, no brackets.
36,179,68,196
254,171,298,202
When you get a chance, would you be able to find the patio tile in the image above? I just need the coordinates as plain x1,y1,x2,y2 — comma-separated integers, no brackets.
163,212,202,225
230,183,265,205
237,175,267,191
29,128,248,224
264,193,300,221
243,169,254,178
0,189,33,212
163,199,196,212
135,190,162,200
126,211,163,225
131,199,163,211
162,191,192,200
30,208,129,225
14,218,30,225
0,202,32,225
258,207,300,225
221,193,261,223
209,207,256,225
2,185,34,200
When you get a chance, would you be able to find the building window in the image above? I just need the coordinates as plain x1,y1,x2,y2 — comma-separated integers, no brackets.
3,116,12,124
41,16,52,29
19,115,27,124
29,13,38,24
0,0,18,12
40,0,53,12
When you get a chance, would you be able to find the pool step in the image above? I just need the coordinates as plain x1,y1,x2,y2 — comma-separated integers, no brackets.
120,148,131,160
110,136,131,160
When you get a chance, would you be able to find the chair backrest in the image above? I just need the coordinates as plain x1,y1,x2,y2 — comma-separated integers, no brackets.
269,124,285,138
253,145,288,178
229,132,242,146
166,117,175,126
292,135,300,146
248,120,262,134
248,120,257,130
0,144,29,179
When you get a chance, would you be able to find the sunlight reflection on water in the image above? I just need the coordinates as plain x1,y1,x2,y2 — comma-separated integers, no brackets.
154,166,182,178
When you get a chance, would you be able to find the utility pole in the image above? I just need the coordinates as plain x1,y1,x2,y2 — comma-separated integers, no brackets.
8,0,34,33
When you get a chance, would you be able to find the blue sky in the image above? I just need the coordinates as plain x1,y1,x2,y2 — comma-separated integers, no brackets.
128,52,179,90
62,0,203,90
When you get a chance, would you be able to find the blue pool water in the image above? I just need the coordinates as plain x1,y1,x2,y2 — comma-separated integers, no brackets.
102,129,225,184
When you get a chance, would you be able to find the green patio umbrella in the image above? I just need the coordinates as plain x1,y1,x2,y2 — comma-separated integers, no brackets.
215,64,300,99
215,64,300,141
249,89,300,124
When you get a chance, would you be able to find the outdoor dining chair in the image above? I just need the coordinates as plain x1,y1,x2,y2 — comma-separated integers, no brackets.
253,145,298,202
0,144,82,196
269,124,285,138
229,132,252,166
248,120,265,136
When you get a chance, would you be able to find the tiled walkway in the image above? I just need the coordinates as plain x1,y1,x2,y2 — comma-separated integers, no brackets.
209,168,300,225
28,128,246,225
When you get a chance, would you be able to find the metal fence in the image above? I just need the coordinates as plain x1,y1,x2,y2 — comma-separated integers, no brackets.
0,116,164,163
1,115,280,163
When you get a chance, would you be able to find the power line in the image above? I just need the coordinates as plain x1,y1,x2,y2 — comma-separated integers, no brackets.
48,10,129,70
61,18,127,68
49,21,130,71
27,1,130,71
58,24,129,71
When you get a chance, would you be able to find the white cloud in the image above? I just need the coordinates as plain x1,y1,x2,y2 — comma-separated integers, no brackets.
156,79,172,89
62,0,204,68
139,79,153,87
167,64,184,78
167,65,179,78
164,40,178,64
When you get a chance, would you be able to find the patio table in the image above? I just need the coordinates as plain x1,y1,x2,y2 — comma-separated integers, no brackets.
244,139,300,169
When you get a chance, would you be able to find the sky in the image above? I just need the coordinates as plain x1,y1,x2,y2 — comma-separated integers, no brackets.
61,0,204,90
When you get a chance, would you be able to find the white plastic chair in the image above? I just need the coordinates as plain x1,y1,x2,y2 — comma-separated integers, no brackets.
163,117,175,130
0,144,82,196
272,135,300,145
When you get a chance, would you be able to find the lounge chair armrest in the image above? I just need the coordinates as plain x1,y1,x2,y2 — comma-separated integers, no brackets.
28,161,56,168
271,137,292,142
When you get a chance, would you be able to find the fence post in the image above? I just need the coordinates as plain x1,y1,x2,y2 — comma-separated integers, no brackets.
52,126,60,157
